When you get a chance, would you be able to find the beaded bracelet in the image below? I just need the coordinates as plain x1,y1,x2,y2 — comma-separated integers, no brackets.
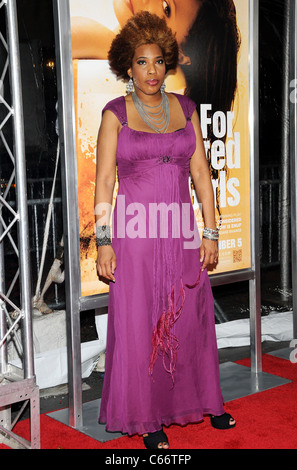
96,225,112,247
203,227,219,241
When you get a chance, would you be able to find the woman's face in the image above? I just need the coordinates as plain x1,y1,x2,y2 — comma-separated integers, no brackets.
113,0,201,46
128,43,166,98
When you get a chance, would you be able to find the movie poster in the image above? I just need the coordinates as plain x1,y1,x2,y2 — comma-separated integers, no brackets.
69,0,251,297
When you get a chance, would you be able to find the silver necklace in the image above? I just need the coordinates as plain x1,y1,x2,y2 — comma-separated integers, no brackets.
132,91,170,134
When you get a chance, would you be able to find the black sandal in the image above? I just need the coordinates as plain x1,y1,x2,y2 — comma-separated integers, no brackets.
210,413,236,430
143,428,169,449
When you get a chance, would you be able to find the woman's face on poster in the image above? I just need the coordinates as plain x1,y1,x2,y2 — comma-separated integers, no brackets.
113,0,201,46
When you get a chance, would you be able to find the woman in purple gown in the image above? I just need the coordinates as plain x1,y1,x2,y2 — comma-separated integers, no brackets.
95,12,235,449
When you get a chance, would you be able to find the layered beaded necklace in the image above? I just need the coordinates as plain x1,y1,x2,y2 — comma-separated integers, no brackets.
132,91,170,134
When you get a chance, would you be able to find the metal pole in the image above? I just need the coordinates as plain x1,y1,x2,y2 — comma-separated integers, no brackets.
249,0,262,374
280,0,291,298
0,215,11,442
0,221,7,375
290,0,297,339
53,0,83,428
6,0,34,379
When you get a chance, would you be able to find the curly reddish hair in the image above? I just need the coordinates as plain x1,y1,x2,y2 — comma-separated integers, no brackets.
108,11,179,81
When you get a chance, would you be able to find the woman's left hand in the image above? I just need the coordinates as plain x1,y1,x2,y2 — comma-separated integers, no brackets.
200,238,219,271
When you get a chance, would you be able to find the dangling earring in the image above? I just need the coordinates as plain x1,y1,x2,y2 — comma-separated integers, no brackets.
126,77,134,94
160,81,166,94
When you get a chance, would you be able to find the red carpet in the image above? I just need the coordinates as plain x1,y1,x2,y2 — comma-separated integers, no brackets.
1,354,297,450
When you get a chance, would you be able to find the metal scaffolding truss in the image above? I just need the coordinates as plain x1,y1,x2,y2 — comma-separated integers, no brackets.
0,0,40,449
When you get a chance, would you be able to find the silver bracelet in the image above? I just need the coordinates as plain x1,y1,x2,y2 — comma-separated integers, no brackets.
203,227,219,241
96,225,112,247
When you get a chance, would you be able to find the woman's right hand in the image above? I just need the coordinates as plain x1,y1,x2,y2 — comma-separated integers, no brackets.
96,245,117,283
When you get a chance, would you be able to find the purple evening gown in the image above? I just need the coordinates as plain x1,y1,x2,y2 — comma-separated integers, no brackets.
98,93,225,436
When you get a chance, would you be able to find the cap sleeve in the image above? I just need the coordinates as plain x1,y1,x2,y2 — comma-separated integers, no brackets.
185,96,197,120
101,96,127,126
173,93,197,121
